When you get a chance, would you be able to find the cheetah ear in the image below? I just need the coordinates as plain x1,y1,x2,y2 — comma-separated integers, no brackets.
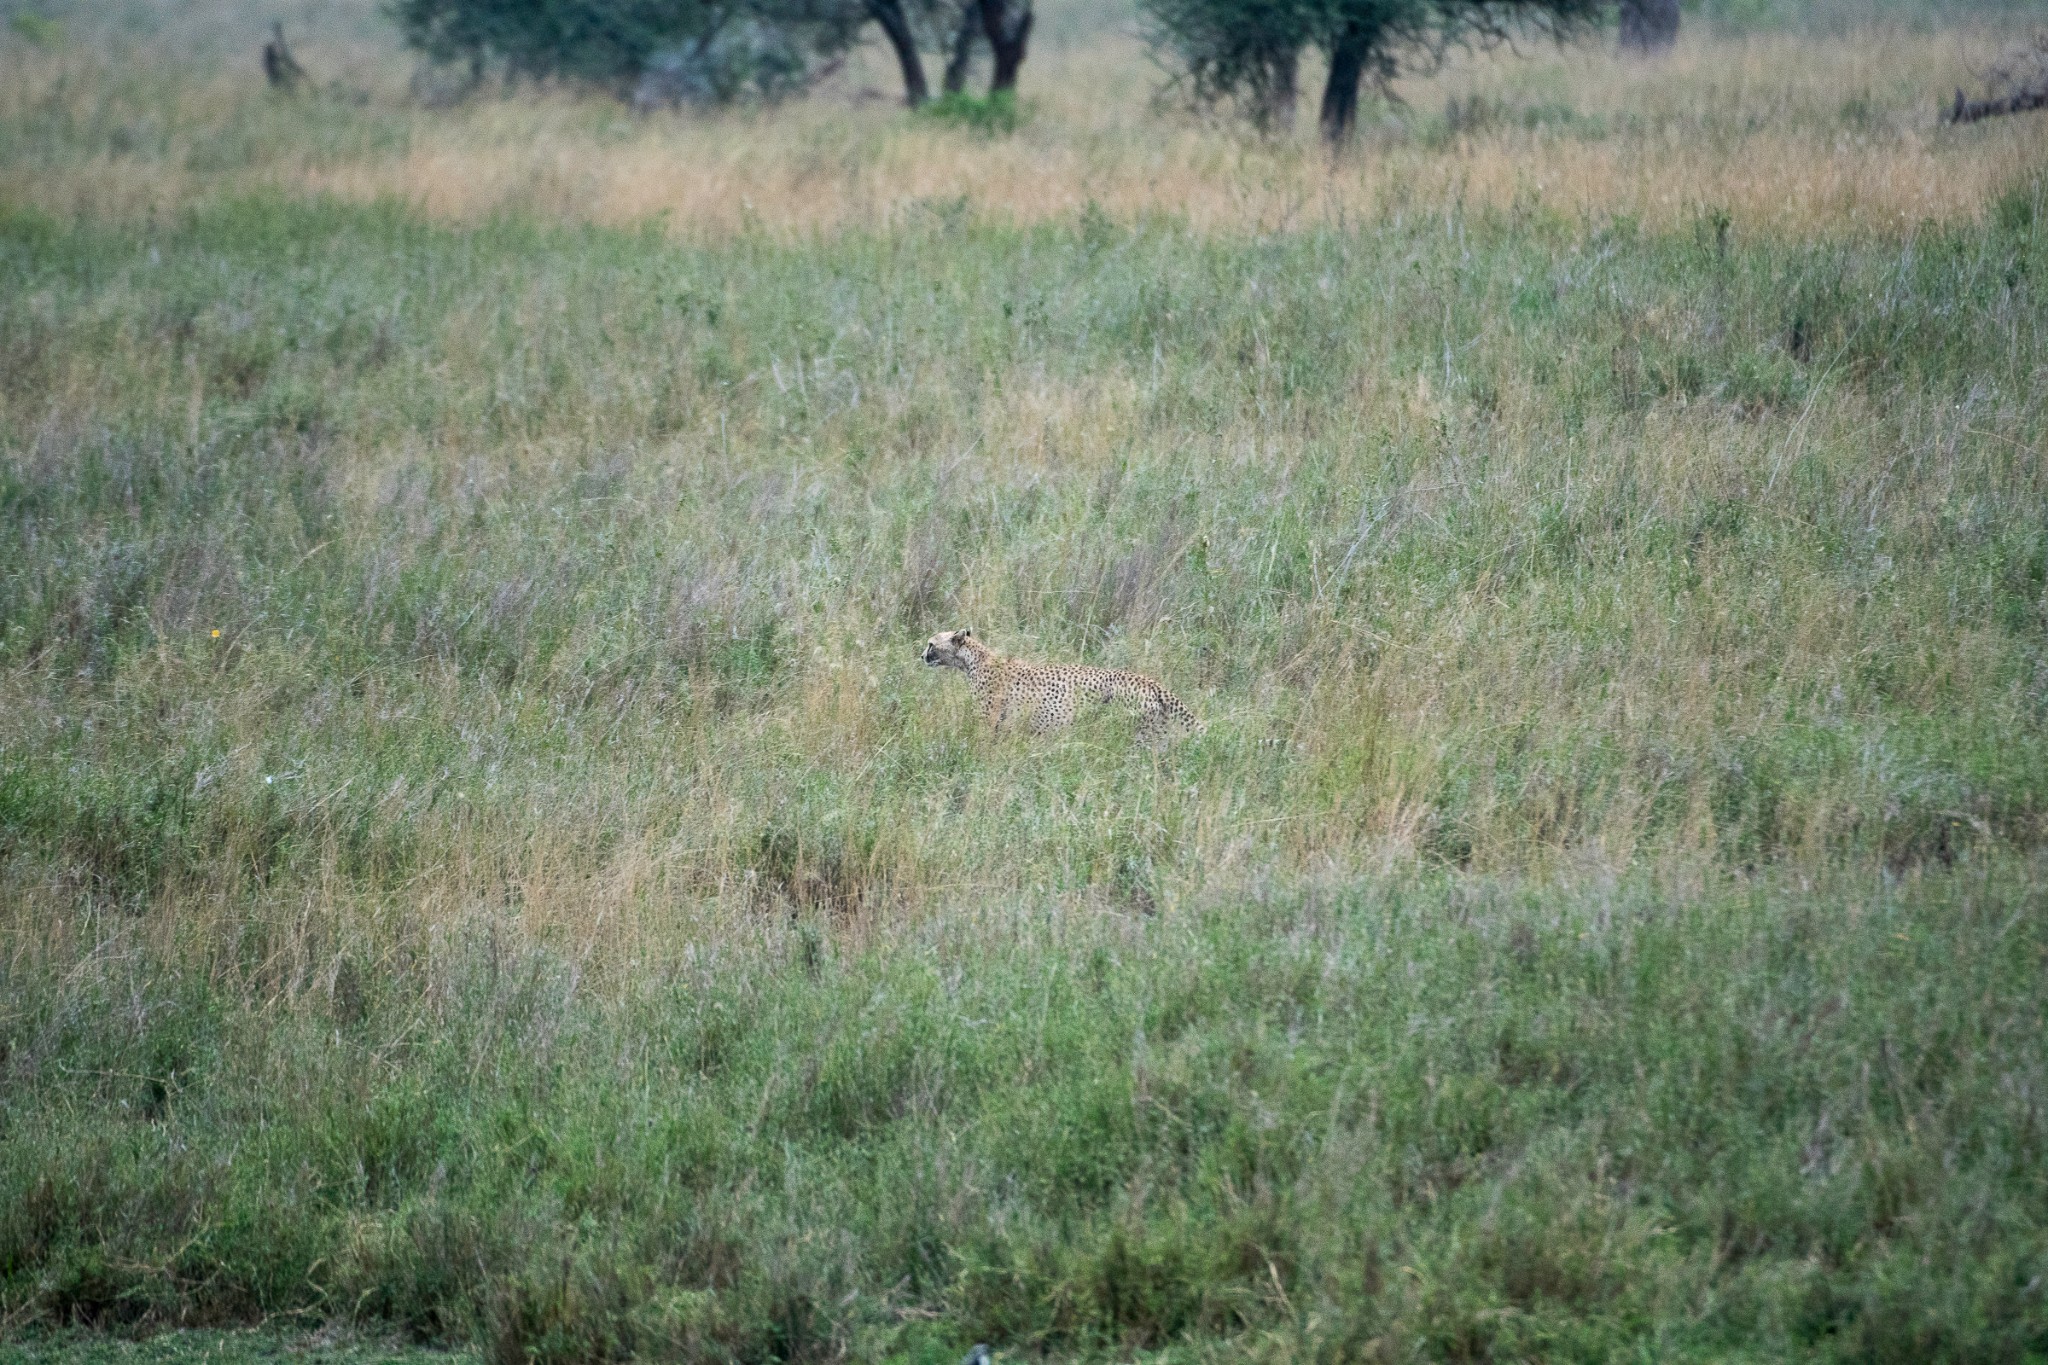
955,628,973,642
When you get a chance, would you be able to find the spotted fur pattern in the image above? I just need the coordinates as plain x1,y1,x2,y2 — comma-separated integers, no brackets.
921,629,1201,744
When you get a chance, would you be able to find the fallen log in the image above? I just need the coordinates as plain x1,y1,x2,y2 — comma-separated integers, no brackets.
1948,32,2048,125
1948,84,2048,124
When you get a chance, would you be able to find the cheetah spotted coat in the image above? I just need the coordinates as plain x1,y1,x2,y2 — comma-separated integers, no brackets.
921,630,1200,744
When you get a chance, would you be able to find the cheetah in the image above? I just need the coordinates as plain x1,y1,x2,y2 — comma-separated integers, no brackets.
921,629,1200,744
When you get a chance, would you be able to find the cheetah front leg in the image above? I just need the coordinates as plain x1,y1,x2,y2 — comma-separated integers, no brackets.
1135,705,1168,747
973,678,1044,734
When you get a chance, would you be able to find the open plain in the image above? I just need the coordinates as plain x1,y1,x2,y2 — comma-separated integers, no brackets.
3,1,2046,1359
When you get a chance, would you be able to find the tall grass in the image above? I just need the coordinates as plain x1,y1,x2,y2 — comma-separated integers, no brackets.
4,21,2045,234
3,7,2047,1361
6,862,2046,1361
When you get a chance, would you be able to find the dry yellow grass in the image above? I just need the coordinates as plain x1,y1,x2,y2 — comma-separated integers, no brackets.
4,14,2046,1354
4,21,2042,237
3,7,2044,968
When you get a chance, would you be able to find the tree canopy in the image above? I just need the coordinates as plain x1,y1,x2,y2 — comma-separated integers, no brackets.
1143,0,1605,142
388,0,1031,109
389,0,869,101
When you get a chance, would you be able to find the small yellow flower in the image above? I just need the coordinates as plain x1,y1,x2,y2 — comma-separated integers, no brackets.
211,629,221,639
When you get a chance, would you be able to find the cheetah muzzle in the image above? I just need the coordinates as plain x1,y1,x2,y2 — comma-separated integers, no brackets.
920,629,1201,745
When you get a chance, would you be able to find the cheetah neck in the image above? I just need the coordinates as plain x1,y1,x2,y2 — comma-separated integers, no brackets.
957,641,1002,687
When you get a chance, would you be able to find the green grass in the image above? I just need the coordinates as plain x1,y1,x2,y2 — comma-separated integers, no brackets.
1,1328,469,1364
917,91,1023,135
2,52,2047,1363
3,862,2044,1361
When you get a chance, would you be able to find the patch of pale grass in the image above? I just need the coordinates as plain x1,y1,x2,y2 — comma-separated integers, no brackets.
4,25,2042,237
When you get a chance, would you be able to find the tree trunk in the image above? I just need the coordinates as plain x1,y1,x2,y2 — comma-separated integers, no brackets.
942,1,979,95
263,20,306,91
1617,0,1679,55
867,0,929,107
1254,48,1298,133
1319,24,1367,145
978,0,1032,94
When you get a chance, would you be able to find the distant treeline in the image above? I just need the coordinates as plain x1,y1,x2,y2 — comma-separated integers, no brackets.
382,0,2040,136
386,0,1038,110
390,0,1663,138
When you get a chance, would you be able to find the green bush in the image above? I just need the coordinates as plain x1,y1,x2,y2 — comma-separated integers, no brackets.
917,89,1023,134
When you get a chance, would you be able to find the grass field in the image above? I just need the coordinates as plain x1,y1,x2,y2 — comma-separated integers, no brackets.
3,1,2047,1360
4,1326,471,1364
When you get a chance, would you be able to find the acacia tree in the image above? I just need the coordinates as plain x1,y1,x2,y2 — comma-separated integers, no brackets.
1145,0,1602,144
977,0,1032,93
391,0,1027,110
866,0,936,105
388,0,866,99
1142,0,1314,131
941,1,980,93
1616,0,1678,54
858,0,1031,108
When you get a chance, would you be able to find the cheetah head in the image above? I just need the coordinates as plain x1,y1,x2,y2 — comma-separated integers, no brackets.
922,629,977,669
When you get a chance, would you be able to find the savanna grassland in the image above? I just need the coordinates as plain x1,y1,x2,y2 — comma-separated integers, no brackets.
2,1,2047,1360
